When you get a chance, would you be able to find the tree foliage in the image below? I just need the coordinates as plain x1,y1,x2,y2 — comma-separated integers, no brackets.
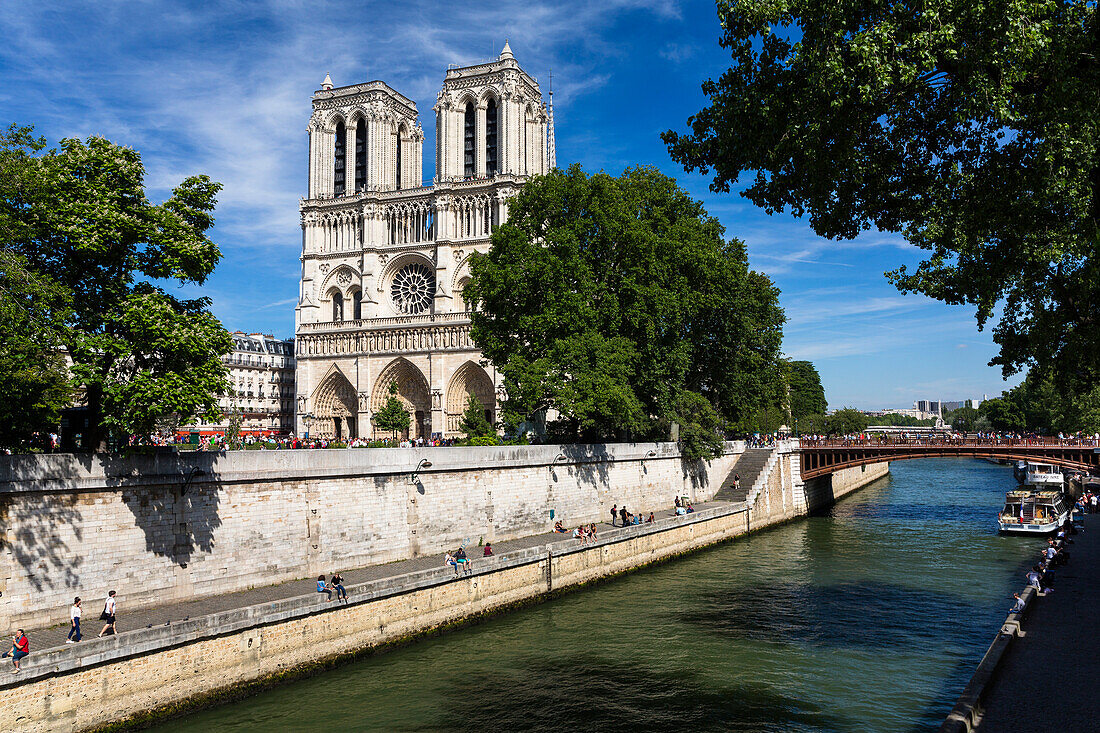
0,249,73,447
0,125,231,447
665,1,1100,390
825,408,870,436
786,360,827,418
372,381,411,438
464,165,785,457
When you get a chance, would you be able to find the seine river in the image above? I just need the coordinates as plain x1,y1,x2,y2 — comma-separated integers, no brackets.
154,458,1043,732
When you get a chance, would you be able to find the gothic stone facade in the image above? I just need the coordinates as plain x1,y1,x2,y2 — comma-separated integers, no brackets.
295,44,550,440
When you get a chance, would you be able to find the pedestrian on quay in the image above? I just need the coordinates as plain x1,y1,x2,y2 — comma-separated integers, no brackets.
331,573,348,603
611,504,618,527
66,597,82,643
97,590,117,637
316,574,333,601
1,629,29,673
620,505,628,527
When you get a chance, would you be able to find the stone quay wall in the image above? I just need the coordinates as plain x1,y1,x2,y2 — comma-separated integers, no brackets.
0,444,889,733
0,442,743,632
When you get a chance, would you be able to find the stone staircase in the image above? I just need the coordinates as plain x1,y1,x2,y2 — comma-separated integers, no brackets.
712,448,774,503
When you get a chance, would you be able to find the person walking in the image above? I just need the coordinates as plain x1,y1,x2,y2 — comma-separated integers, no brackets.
610,504,618,527
97,590,117,637
66,597,82,643
1,630,28,673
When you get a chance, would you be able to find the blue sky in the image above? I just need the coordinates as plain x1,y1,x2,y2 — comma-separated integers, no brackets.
0,0,1020,409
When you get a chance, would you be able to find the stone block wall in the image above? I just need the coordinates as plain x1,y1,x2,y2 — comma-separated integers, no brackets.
0,443,741,631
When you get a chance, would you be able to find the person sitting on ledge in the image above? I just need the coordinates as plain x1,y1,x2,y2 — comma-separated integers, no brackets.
554,520,567,533
1,630,28,674
686,504,695,513
316,574,333,601
483,542,493,557
675,505,687,516
331,573,348,603
1010,593,1025,614
445,552,458,576
647,512,655,523
455,547,470,575
588,523,598,541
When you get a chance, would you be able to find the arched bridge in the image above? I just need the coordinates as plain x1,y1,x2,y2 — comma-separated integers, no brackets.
799,438,1100,480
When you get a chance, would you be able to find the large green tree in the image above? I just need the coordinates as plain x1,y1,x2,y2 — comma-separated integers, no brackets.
465,165,785,457
665,1,1100,390
826,408,870,436
0,249,73,448
786,360,827,419
0,125,231,448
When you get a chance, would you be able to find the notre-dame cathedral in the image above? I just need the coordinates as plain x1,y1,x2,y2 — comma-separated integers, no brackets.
294,43,553,440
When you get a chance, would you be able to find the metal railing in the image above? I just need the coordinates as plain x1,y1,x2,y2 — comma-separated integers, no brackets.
799,436,1100,448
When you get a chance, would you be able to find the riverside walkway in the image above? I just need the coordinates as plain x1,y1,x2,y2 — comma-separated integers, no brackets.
20,502,717,654
975,513,1100,731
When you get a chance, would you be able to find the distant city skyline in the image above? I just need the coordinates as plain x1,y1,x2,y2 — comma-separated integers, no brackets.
0,0,1024,409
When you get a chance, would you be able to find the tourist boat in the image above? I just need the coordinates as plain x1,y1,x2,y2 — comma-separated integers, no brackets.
998,490,1071,534
1023,462,1064,488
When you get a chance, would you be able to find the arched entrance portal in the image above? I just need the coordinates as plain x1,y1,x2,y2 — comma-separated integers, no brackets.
445,361,495,436
371,358,431,440
311,367,358,440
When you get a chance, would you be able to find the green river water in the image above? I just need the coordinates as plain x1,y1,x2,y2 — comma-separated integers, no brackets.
153,458,1043,732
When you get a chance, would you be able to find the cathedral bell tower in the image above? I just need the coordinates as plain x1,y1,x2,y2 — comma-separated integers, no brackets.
434,41,549,182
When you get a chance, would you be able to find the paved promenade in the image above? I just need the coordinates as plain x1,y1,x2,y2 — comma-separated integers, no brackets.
977,514,1100,731
21,503,713,653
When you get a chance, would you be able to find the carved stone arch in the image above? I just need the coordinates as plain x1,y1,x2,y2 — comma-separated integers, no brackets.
371,357,431,440
457,92,479,110
479,86,502,107
319,264,361,296
310,364,359,440
445,361,495,435
375,251,435,294
323,110,348,132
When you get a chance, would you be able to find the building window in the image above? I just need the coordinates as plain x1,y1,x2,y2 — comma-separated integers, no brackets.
463,103,475,178
395,128,402,190
334,121,346,195
352,290,362,320
485,99,498,176
391,263,435,315
354,118,366,192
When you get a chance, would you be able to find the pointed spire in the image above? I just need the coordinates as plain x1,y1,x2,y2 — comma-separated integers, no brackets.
321,73,333,91
500,39,514,60
547,69,557,171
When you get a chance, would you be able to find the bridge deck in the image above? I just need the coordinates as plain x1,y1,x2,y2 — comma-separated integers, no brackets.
798,439,1100,480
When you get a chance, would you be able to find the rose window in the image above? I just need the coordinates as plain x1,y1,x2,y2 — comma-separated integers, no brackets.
390,263,435,314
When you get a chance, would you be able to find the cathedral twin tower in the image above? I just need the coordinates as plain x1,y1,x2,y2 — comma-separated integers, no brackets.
295,43,552,441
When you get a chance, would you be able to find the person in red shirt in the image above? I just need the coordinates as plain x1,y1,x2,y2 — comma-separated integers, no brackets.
1,630,28,673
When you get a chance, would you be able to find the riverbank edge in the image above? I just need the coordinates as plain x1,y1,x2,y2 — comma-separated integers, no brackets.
939,573,1041,731
84,509,780,733
5,461,888,733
